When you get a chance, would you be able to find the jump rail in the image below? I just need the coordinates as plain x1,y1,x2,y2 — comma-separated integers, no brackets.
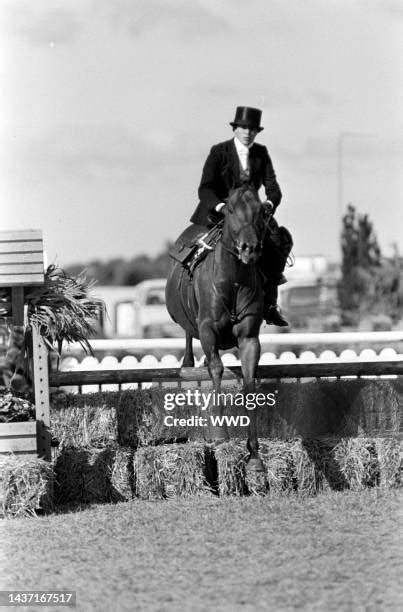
65,331,403,355
49,359,403,387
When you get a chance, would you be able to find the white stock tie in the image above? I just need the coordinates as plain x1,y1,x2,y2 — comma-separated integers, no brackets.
240,148,249,172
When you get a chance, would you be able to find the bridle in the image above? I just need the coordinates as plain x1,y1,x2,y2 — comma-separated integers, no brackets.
222,201,271,262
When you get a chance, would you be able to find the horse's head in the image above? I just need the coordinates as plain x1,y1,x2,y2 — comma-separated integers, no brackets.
224,186,267,265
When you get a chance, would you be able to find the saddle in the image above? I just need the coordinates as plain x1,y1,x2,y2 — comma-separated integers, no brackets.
169,223,222,275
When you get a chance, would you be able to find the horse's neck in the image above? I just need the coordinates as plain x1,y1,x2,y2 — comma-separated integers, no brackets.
214,230,241,284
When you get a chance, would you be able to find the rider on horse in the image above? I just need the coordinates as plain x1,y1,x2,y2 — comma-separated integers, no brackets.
190,106,292,327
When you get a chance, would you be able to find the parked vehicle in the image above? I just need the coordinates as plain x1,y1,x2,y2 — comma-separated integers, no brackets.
91,279,183,339
278,279,341,331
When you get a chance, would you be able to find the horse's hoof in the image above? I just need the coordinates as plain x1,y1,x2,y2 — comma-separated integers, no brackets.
246,457,266,473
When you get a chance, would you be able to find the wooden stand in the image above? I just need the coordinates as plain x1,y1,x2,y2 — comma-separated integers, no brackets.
0,230,50,460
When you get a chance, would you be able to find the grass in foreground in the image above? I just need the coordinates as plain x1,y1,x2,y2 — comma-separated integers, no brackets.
1,489,402,612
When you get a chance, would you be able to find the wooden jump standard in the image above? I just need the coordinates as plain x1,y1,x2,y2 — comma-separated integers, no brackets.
0,230,50,460
49,359,403,388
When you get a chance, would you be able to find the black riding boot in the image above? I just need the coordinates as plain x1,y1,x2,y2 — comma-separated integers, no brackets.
263,283,289,327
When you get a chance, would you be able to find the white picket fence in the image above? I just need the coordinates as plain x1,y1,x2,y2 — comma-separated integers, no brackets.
59,333,403,393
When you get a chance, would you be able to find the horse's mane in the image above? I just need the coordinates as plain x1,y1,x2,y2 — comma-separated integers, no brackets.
228,185,261,212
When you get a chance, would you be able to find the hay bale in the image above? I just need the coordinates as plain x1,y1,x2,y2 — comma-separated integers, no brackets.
134,442,212,500
349,382,400,436
51,404,117,448
258,440,295,493
215,440,293,497
329,438,375,490
289,439,319,494
244,469,269,496
258,379,401,439
374,438,401,488
214,440,248,496
0,456,54,517
54,446,134,505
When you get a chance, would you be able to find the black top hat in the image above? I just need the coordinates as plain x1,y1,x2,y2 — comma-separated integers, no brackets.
230,106,264,131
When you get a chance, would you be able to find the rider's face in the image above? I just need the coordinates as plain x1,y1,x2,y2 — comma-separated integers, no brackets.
234,126,258,147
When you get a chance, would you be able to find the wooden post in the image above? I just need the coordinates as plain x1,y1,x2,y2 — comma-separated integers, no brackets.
32,323,51,461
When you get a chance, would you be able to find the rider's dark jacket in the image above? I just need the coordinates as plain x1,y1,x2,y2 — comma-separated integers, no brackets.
190,138,282,226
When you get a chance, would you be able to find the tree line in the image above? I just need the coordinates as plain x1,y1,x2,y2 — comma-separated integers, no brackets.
66,242,173,287
65,206,403,326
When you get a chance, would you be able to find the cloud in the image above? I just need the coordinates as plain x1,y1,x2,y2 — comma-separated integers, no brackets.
3,1,83,45
377,0,403,18
3,123,201,183
107,0,228,39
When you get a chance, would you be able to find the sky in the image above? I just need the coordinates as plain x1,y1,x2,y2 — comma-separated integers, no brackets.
1,0,402,267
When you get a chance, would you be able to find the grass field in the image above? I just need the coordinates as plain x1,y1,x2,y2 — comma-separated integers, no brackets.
1,489,402,612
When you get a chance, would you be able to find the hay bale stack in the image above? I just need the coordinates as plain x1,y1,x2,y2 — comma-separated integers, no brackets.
213,437,402,496
134,442,212,500
54,446,134,505
297,438,402,492
258,379,401,439
51,379,401,450
0,456,54,517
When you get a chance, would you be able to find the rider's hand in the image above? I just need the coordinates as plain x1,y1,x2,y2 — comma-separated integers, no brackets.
263,200,274,216
215,202,226,212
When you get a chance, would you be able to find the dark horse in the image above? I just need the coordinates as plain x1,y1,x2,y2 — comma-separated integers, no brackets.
166,185,269,471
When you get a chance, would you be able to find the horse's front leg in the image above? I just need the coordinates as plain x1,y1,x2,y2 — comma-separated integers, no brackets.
199,321,228,442
238,335,265,472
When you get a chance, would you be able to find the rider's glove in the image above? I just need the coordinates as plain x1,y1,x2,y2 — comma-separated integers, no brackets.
263,200,274,219
215,202,226,212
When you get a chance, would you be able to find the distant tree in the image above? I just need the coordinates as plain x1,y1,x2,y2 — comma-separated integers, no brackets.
339,204,382,323
373,244,403,321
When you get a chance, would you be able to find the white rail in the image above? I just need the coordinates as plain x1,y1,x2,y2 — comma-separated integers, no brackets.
64,331,403,355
